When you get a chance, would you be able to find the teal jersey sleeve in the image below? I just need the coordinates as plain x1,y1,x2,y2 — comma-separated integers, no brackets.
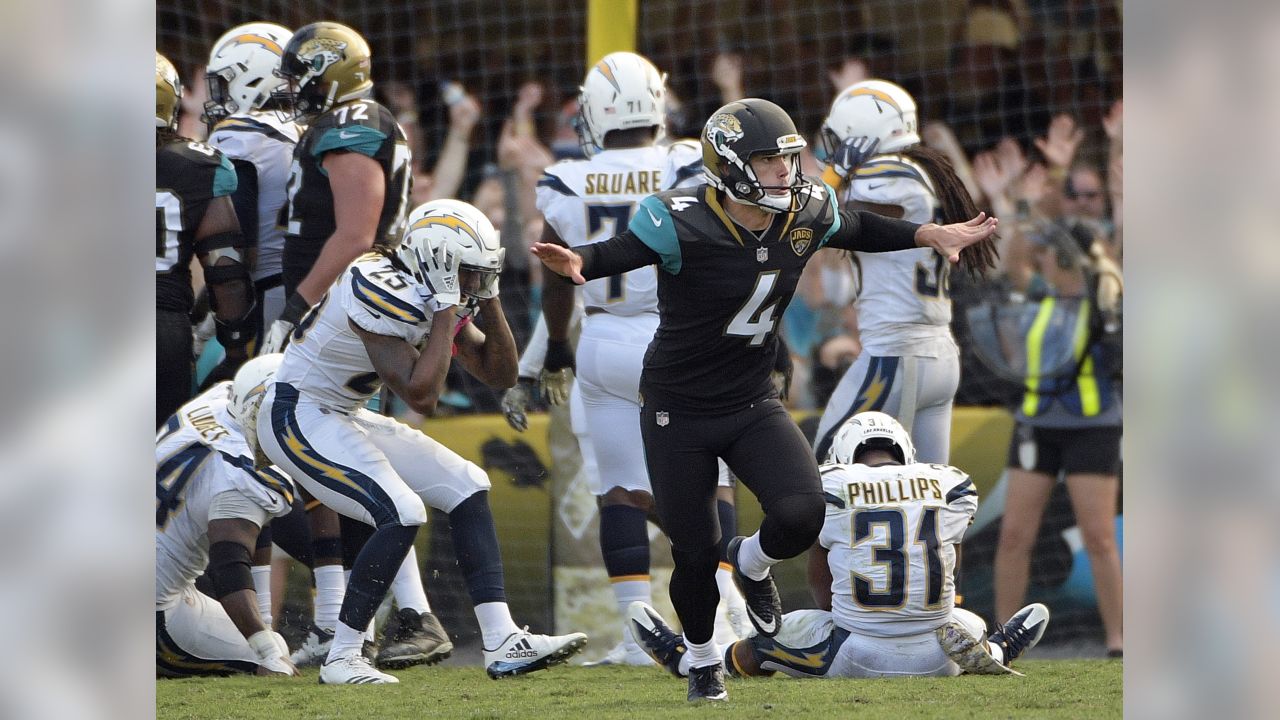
312,124,388,162
815,182,842,249
629,195,682,275
212,153,238,197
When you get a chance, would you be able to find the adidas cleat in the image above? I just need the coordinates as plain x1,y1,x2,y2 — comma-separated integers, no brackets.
727,536,782,637
483,628,587,679
628,601,687,678
318,653,399,684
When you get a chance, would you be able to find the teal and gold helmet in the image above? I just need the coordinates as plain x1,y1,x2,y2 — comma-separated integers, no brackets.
156,52,182,130
274,22,372,119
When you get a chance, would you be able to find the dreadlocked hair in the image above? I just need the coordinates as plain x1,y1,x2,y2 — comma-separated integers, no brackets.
901,145,1000,277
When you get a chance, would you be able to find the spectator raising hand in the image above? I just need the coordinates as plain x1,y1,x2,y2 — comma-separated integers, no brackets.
1035,113,1084,174
711,52,745,104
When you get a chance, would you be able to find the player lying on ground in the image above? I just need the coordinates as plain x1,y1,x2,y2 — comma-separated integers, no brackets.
629,411,1049,680
156,355,298,678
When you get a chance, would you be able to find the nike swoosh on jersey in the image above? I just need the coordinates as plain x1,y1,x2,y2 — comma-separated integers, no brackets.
339,130,359,139
747,605,778,635
645,206,663,227
868,183,886,190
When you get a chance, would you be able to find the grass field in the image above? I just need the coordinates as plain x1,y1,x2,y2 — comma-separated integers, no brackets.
156,659,1121,719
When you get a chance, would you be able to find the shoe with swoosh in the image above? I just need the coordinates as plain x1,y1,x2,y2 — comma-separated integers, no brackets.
727,536,782,637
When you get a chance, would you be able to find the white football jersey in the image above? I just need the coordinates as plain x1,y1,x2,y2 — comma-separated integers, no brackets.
206,111,302,281
275,252,440,412
819,460,978,637
155,382,294,609
843,154,955,357
536,140,702,315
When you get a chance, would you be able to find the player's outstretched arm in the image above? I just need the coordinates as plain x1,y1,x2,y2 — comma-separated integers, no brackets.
530,241,585,285
914,212,1000,264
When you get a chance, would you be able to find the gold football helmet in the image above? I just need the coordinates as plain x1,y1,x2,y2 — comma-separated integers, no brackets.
156,52,182,130
274,22,373,119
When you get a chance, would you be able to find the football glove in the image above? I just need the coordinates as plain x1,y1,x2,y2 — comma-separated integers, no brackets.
771,335,794,401
830,136,880,178
260,293,312,356
541,338,575,406
417,242,462,311
248,629,299,676
500,377,538,432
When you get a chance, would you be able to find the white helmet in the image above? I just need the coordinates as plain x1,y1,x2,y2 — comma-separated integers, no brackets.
204,22,293,124
818,79,920,170
227,353,284,466
576,51,667,157
399,199,505,300
828,411,916,465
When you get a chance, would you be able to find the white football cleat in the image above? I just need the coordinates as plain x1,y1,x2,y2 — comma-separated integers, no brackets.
289,624,334,667
484,628,588,679
318,653,400,684
582,640,656,667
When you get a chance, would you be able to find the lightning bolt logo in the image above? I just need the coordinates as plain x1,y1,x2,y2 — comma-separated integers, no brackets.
409,214,481,245
281,424,368,497
230,34,284,56
759,647,828,669
857,362,888,412
844,86,902,113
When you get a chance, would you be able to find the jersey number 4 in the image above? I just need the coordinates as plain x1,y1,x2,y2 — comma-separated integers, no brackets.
726,271,782,346
851,507,944,609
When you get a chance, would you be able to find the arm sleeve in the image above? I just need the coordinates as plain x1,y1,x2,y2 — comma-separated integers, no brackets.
228,159,259,247
578,231,663,281
824,208,922,253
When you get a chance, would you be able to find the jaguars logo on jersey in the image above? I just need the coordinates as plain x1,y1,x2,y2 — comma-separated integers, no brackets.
789,228,813,256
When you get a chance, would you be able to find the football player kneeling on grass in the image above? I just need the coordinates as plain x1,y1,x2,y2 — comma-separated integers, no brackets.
156,354,300,678
629,411,1049,680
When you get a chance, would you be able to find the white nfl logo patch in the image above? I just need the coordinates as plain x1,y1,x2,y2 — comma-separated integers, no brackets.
656,411,669,427
756,246,768,263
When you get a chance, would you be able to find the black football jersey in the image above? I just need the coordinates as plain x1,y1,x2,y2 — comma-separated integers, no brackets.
156,138,237,313
627,182,844,414
282,99,411,281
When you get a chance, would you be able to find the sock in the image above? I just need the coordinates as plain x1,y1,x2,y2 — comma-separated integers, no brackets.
475,601,521,649
336,523,418,639
329,620,366,660
251,565,273,628
989,641,1006,665
685,637,721,669
448,492,507,605
736,533,778,581
611,579,650,645
715,566,746,610
390,547,431,614
314,564,345,631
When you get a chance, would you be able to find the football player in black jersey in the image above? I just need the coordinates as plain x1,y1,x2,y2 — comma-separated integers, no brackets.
156,52,255,427
533,98,998,702
263,21,414,354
